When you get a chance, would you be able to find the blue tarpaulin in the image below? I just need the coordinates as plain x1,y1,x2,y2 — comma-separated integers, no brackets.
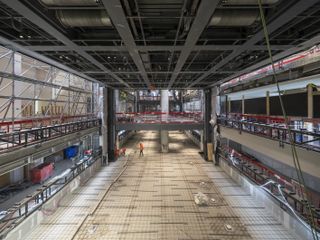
64,146,78,159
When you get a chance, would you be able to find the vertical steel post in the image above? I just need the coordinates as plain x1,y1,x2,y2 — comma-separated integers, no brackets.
266,91,270,117
107,88,116,162
203,88,212,161
101,86,108,165
241,95,245,115
307,84,313,119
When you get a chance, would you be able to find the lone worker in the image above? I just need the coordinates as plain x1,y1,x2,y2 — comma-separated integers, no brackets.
139,142,144,157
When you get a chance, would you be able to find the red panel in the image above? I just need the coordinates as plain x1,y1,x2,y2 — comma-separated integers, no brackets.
30,163,54,184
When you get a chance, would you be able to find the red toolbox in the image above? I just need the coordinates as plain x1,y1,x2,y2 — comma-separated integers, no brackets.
30,163,54,184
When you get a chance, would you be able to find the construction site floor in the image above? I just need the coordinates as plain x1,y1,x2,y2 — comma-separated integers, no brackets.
24,131,298,240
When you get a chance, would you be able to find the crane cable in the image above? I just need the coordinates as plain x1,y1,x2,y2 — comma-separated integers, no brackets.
257,0,319,239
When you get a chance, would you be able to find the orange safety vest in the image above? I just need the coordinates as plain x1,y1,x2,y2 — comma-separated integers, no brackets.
139,143,144,150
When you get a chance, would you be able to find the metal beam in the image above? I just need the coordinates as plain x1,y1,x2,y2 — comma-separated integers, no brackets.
101,0,151,88
211,33,320,87
25,44,294,52
167,0,220,89
188,0,319,88
83,70,235,74
116,123,203,131
1,0,130,88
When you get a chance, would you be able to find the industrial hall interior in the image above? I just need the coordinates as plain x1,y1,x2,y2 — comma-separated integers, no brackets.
0,0,320,239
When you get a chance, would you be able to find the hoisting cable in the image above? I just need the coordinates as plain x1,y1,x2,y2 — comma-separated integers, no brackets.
257,0,319,239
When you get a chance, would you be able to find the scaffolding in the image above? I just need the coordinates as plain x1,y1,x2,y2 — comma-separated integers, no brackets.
0,45,101,150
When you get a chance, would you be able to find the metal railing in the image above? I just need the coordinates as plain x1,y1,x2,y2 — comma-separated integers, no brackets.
0,150,101,239
218,116,320,152
0,119,100,152
138,96,179,101
116,112,203,124
218,146,320,233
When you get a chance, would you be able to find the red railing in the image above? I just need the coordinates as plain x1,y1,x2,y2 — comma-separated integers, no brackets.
229,113,320,125
0,114,95,134
138,96,179,101
116,111,203,124
222,145,293,188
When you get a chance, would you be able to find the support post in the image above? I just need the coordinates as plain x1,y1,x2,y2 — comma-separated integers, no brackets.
241,95,245,115
160,89,169,152
203,88,212,161
211,87,220,165
101,87,108,165
107,88,116,161
115,89,120,113
307,84,313,119
266,91,270,117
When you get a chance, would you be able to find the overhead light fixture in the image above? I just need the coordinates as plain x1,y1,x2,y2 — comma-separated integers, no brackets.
59,55,63,59
27,35,31,39
19,35,24,39
107,56,111,59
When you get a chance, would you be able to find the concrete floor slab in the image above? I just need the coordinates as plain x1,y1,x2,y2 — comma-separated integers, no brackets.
22,131,298,240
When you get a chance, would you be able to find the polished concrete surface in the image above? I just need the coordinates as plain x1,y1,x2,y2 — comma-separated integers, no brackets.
24,131,298,240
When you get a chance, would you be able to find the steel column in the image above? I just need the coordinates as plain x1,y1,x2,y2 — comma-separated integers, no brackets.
101,87,108,165
107,88,116,161
307,84,314,118
266,91,270,116
160,90,169,152
203,88,212,161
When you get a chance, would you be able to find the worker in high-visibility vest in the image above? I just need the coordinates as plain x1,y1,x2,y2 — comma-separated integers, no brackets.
139,142,144,157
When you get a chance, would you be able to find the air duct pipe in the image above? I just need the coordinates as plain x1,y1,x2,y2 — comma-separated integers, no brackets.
56,10,112,27
209,10,259,27
39,0,98,6
221,0,279,5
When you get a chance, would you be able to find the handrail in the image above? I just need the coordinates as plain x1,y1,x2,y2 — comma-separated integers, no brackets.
0,119,100,152
116,112,203,124
218,116,320,152
0,114,95,132
116,111,202,115
0,150,101,238
218,146,320,232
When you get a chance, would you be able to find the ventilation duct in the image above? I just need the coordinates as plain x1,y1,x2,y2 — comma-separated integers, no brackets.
209,10,259,27
56,10,112,27
221,0,279,5
39,0,98,6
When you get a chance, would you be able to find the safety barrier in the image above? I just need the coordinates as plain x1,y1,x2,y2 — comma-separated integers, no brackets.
0,150,101,239
218,116,320,152
0,119,100,152
116,111,203,124
218,146,320,238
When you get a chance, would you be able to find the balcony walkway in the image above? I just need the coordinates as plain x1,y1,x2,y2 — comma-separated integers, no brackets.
116,112,203,130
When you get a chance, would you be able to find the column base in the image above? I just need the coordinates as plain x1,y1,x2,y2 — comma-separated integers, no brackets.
160,130,169,153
